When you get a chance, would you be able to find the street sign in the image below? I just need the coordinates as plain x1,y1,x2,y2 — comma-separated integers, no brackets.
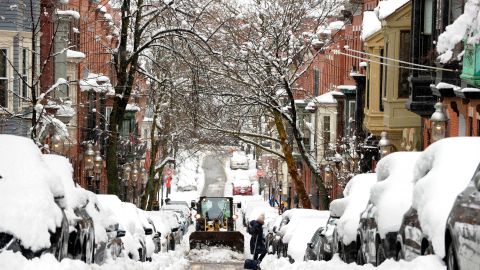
257,170,264,177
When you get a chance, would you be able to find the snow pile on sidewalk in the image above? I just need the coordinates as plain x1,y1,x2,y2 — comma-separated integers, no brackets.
0,250,189,270
260,254,445,270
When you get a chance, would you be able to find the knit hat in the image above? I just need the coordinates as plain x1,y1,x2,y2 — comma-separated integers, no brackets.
257,213,265,222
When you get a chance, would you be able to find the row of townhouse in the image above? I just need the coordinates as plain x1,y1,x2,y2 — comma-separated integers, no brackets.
264,0,478,209
0,0,153,205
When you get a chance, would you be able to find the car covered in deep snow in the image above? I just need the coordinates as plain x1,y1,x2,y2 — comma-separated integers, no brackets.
356,152,420,266
333,173,376,263
230,151,249,170
444,163,480,270
0,135,69,261
396,137,480,263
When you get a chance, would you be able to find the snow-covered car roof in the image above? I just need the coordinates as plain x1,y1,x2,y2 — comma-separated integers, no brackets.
370,152,421,237
0,135,64,252
230,151,248,163
411,137,480,257
336,173,377,245
280,210,329,243
286,215,329,262
161,204,190,218
43,154,88,210
146,211,173,236
245,203,278,225
156,210,182,228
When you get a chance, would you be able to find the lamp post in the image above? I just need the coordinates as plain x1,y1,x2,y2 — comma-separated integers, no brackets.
123,164,131,201
51,134,64,154
430,102,448,142
131,164,139,205
378,131,394,159
84,144,95,191
93,151,103,194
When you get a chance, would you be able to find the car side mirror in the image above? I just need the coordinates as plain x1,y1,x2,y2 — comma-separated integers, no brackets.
273,226,277,233
191,200,196,208
237,202,242,208
116,229,126,238
474,172,480,191
172,227,179,232
307,242,314,249
153,232,161,239
144,228,153,235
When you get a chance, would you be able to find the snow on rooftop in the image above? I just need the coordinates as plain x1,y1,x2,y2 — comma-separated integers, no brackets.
361,11,382,40
412,137,480,257
375,0,409,20
328,20,345,30
79,73,114,94
337,85,357,91
0,135,64,252
371,152,421,237
314,92,337,104
56,9,80,20
336,173,377,245
126,104,141,112
437,0,480,63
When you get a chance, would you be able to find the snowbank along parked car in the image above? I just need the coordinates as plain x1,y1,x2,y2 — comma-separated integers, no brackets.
334,173,376,263
160,205,190,234
396,137,480,262
357,152,420,266
43,154,96,264
147,211,177,251
0,135,69,261
444,163,480,270
230,151,249,170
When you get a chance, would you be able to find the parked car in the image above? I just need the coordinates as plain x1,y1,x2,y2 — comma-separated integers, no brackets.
266,215,283,255
161,203,192,225
444,164,480,270
160,207,189,234
356,152,420,266
147,211,178,251
43,154,96,264
84,192,125,264
230,151,249,170
334,173,376,263
97,195,151,262
0,135,69,261
232,178,253,195
275,209,330,261
305,212,341,261
396,137,480,262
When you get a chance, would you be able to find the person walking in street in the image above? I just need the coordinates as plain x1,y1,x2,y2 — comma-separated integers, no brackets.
248,213,267,261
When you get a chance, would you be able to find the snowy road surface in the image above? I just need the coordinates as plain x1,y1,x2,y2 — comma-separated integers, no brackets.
189,262,244,269
201,154,227,196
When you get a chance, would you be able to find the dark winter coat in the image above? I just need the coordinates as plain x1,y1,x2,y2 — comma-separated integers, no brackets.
248,220,266,254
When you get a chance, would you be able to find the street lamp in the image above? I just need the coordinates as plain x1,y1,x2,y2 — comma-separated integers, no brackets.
84,144,95,171
93,151,103,194
430,102,448,142
378,131,394,159
123,164,131,201
51,134,64,154
131,164,139,204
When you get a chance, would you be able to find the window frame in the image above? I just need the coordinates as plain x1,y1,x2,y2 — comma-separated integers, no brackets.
0,48,8,108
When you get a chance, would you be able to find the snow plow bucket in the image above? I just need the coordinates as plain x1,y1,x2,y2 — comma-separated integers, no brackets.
189,231,244,253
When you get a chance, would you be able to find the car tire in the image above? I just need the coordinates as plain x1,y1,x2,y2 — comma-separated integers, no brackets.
376,242,386,266
356,246,365,265
446,243,458,270
395,243,405,261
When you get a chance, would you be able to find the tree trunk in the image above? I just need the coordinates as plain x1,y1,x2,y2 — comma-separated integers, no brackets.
272,110,311,209
141,105,160,210
106,96,126,195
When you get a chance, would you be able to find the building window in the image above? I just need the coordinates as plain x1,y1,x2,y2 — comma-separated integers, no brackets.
0,49,7,108
21,48,28,100
323,115,331,145
423,0,434,35
398,31,411,98
313,67,319,96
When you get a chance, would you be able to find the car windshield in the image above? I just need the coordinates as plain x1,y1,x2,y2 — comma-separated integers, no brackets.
200,198,231,219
